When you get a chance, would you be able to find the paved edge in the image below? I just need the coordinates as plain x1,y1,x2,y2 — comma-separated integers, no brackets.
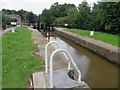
30,27,68,70
33,72,46,89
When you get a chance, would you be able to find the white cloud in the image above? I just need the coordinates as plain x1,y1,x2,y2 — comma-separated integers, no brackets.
0,0,99,15
0,0,24,3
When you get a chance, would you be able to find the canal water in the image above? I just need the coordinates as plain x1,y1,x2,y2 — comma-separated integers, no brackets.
42,31,119,88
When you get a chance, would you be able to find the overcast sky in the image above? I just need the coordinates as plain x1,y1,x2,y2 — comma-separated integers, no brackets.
0,0,99,15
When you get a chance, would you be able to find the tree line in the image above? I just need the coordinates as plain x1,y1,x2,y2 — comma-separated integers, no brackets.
39,1,120,34
1,1,120,34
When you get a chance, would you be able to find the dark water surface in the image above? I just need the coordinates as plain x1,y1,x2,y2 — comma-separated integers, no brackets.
42,31,119,88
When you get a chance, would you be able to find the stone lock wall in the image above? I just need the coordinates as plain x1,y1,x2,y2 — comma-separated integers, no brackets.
54,28,120,65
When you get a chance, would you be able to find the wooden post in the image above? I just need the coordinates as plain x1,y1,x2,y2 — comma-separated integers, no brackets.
48,23,50,31
37,22,40,31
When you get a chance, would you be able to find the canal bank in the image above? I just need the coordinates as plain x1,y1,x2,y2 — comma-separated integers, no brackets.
54,27,120,65
30,27,89,88
42,31,119,88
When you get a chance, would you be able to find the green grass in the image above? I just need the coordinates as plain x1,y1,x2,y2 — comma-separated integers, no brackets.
67,29,119,47
0,36,2,89
2,27,43,88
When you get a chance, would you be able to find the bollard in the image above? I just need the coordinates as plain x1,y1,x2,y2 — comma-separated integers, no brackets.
90,31,94,36
11,28,15,33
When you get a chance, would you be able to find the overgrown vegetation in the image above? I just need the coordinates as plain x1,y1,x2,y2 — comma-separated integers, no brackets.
2,27,43,88
2,9,37,23
1,9,37,29
1,12,17,29
68,29,119,47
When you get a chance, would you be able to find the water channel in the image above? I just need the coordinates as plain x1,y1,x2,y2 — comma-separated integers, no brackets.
41,31,119,88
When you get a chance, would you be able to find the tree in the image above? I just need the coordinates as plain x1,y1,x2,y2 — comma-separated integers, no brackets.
10,18,17,22
41,9,54,23
2,9,12,15
55,16,68,25
91,3,104,31
66,7,79,28
91,2,120,34
26,12,37,24
38,14,41,23
49,3,76,18
40,2,76,24
39,1,120,34
103,2,120,34
77,1,91,29
2,13,13,29
17,9,28,22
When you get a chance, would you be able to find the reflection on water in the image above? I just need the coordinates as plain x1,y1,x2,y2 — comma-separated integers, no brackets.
42,31,119,88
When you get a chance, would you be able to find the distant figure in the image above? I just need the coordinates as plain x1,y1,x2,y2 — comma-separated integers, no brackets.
45,24,47,30
41,24,44,30
2,24,6,30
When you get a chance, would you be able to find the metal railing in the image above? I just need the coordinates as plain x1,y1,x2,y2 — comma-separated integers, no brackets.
49,49,82,88
45,41,71,73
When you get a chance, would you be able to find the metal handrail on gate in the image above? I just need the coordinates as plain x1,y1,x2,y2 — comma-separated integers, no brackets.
45,41,71,73
49,49,82,88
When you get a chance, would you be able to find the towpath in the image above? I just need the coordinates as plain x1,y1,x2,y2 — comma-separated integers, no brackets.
29,27,68,70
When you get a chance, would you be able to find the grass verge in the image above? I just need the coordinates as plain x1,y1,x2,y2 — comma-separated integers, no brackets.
2,27,43,88
67,29,119,47
0,36,2,89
